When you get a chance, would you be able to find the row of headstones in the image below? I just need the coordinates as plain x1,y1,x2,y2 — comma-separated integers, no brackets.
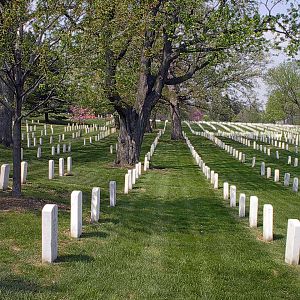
25,121,111,134
24,129,112,145
83,130,112,145
123,128,164,194
203,131,299,194
0,156,73,190
204,132,247,163
247,122,300,138
228,135,299,166
183,131,300,266
219,130,294,150
224,182,299,266
215,124,300,151
230,128,299,153
64,123,109,133
0,163,29,188
183,132,219,190
184,123,300,194
259,162,298,192
49,157,73,179
42,183,117,263
20,143,71,161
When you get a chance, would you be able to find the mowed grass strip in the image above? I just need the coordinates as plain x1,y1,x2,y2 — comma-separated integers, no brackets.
0,127,299,299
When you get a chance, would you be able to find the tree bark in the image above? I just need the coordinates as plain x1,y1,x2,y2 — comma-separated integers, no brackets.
12,117,21,197
167,84,184,140
0,105,12,147
45,112,49,123
151,112,157,130
145,118,152,133
115,108,145,165
113,113,120,130
170,99,184,140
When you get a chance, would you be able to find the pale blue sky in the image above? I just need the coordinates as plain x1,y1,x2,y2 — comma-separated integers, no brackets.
256,1,300,106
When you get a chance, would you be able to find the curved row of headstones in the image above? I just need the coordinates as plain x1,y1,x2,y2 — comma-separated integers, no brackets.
226,134,298,166
196,121,300,153
185,122,299,193
183,131,300,266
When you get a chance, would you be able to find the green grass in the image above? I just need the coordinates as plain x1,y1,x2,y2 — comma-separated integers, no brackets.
0,123,299,299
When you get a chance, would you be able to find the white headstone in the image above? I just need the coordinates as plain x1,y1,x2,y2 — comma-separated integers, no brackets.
51,146,55,156
285,219,300,265
110,181,116,207
230,185,236,207
266,167,271,179
91,187,100,222
132,169,136,185
294,158,298,167
252,157,256,168
59,158,64,176
263,204,273,242
128,170,132,190
274,169,280,182
249,196,258,228
223,182,229,200
49,160,54,180
67,157,72,175
213,173,218,189
210,170,215,184
293,177,299,192
21,161,28,184
0,164,10,190
124,174,129,194
70,191,82,238
239,193,246,218
37,147,42,158
284,173,290,186
42,204,58,263
260,162,265,176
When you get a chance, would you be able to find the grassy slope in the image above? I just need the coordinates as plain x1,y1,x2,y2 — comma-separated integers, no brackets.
0,124,299,299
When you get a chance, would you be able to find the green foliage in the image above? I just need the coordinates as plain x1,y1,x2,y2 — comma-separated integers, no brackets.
265,61,300,123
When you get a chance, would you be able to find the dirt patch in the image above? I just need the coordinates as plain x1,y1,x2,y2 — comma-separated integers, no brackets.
0,196,70,212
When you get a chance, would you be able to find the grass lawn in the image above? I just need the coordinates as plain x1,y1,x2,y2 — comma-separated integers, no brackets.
0,123,299,299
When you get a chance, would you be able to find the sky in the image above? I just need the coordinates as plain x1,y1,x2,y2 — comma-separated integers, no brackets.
255,1,300,107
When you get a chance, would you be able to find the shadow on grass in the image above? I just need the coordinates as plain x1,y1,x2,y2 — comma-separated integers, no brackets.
273,233,285,241
81,231,109,239
0,275,56,293
56,254,94,263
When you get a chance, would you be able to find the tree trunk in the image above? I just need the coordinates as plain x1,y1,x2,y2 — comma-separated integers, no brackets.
145,118,152,133
12,118,21,197
0,105,12,147
170,100,183,140
116,108,145,165
151,117,157,130
45,112,49,123
168,84,184,140
113,113,120,130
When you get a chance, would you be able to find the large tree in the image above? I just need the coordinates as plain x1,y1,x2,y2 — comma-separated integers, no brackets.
0,0,80,196
265,61,300,110
80,0,281,165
